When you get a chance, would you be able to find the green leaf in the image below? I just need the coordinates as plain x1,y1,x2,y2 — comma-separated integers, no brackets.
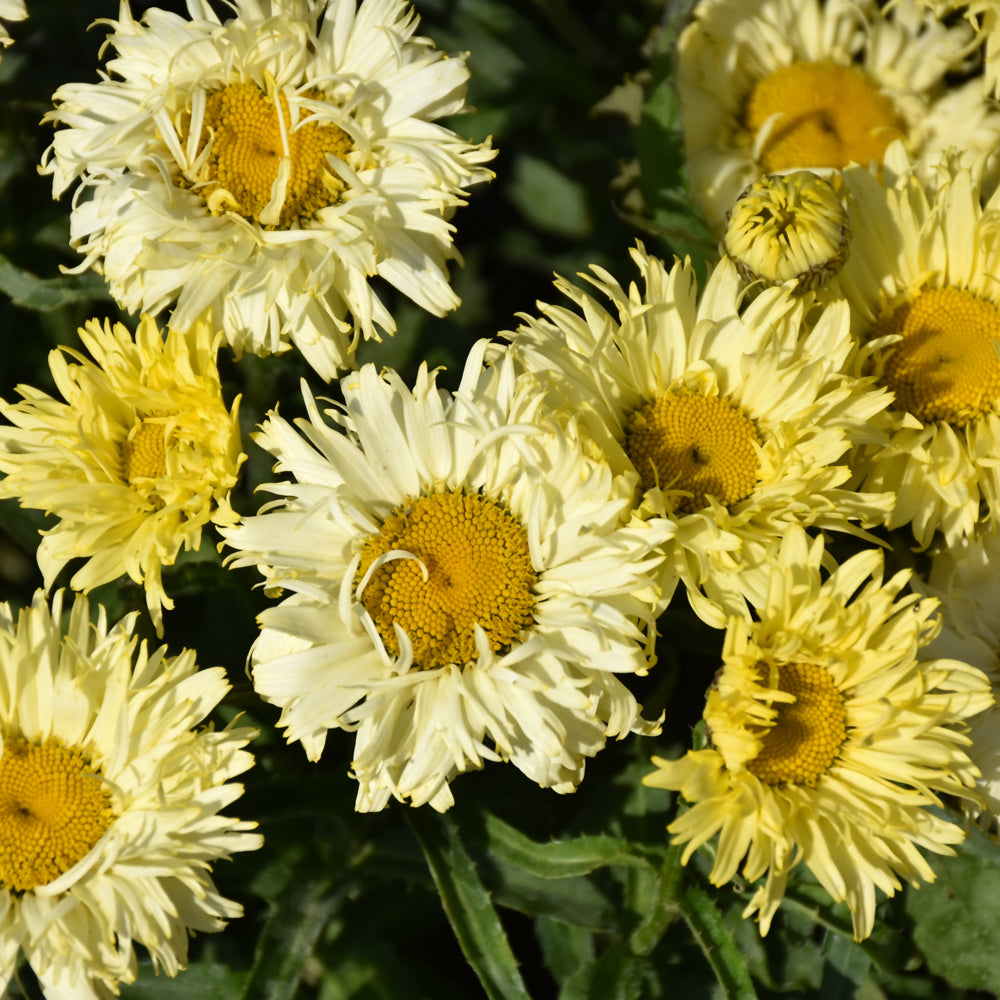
124,960,248,999
559,940,644,1000
0,253,110,311
535,914,595,987
407,810,531,1000
239,863,338,1000
906,822,1000,991
508,154,592,239
487,854,620,931
680,887,757,1000
480,810,650,879
628,843,684,956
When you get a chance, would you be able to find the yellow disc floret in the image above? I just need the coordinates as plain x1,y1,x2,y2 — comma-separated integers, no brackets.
876,287,1000,427
745,61,905,173
0,736,115,893
191,81,352,227
746,662,847,787
626,391,762,513
356,491,537,669
121,417,168,484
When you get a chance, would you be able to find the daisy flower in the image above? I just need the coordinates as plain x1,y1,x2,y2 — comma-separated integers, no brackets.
643,528,992,941
836,146,1000,547
0,315,244,636
40,0,496,380
920,530,1000,834
0,0,26,51
220,343,670,812
0,589,261,998
912,0,1000,98
503,244,891,627
676,0,1000,228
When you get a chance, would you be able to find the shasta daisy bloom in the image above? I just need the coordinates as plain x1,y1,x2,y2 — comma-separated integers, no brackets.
0,0,26,51
0,589,261,998
919,531,1000,834
503,244,891,628
677,0,1000,228
0,315,244,636
40,0,496,380
836,147,1000,547
913,1,1000,98
643,528,992,941
220,344,670,812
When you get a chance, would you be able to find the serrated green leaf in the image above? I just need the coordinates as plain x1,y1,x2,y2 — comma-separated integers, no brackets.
407,810,531,1000
629,844,684,955
681,887,757,1000
906,823,1000,992
488,859,618,931
480,810,650,879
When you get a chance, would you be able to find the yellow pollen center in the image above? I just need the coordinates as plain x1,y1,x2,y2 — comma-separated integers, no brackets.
746,662,847,787
876,287,1000,427
0,737,115,893
745,61,905,173
122,417,167,479
190,81,352,227
356,491,537,669
625,392,762,513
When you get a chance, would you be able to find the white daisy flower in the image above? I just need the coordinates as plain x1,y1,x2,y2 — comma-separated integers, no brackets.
837,146,1000,547
0,0,26,51
221,343,671,812
921,530,1000,835
677,0,1000,228
40,0,496,379
503,244,892,627
0,589,261,998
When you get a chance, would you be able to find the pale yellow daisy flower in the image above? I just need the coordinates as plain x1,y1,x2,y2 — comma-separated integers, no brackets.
836,146,1000,547
912,0,1000,98
221,343,671,812
0,0,26,51
677,0,1000,228
503,244,892,627
0,589,261,998
644,528,991,941
919,530,1000,835
40,0,496,380
0,315,244,636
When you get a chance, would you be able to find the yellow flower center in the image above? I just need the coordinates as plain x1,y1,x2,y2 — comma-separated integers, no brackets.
876,287,1000,427
356,491,537,669
190,81,352,227
0,737,115,893
625,392,762,513
121,418,168,485
745,61,905,173
746,662,847,787
724,171,850,288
